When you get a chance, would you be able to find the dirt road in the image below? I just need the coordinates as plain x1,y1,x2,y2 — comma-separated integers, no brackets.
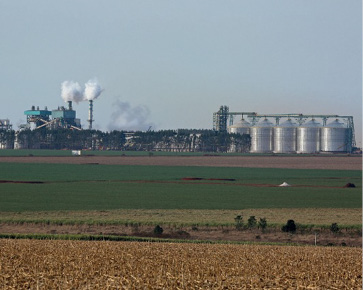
0,155,361,170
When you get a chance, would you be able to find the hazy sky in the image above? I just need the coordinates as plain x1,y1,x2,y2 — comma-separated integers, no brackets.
0,1,361,145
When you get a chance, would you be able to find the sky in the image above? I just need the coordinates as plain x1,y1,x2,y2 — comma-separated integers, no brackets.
0,1,361,146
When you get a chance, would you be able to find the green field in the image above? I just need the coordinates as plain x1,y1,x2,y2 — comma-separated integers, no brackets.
0,163,360,213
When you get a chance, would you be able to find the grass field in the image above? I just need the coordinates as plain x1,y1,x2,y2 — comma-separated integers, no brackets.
0,163,360,222
0,161,360,230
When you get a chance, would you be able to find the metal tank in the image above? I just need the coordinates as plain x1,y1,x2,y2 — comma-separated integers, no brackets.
320,119,348,152
273,119,297,153
250,119,274,153
296,119,321,153
228,119,250,135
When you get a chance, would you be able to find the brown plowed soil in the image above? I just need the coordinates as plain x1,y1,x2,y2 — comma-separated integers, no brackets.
0,155,361,170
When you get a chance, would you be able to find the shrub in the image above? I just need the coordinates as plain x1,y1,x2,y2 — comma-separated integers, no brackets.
247,216,257,229
330,223,339,233
258,218,267,232
234,215,243,230
153,225,163,235
282,220,296,233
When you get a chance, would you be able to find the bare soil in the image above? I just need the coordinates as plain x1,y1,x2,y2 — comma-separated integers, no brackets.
0,155,361,170
0,223,360,247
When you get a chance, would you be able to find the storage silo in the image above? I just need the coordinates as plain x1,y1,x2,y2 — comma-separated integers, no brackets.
273,119,297,153
296,119,321,153
250,119,274,153
228,119,251,135
321,119,348,152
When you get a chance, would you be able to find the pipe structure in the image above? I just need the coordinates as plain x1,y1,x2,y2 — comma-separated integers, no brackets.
68,101,73,111
88,100,93,130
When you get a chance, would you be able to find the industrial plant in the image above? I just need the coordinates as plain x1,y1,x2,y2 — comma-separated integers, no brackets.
214,106,356,154
24,102,81,131
0,87,358,155
21,79,103,131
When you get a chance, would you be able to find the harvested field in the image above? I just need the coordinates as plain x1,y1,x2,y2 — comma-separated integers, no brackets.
0,239,361,289
0,155,361,170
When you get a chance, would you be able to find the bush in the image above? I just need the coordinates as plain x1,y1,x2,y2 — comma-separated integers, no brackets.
247,216,257,229
330,223,339,233
282,220,296,233
258,218,267,232
234,215,243,230
153,225,163,235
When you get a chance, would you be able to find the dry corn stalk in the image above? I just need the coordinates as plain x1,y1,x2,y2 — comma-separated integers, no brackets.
0,240,361,289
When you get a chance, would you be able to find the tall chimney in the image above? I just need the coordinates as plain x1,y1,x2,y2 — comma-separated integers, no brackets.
68,101,73,111
88,100,93,130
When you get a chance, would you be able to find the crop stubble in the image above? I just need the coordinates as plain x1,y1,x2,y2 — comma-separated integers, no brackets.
0,239,361,289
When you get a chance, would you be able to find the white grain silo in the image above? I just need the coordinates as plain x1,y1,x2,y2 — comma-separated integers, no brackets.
250,119,274,153
228,119,251,135
273,119,297,153
320,119,348,152
296,119,321,153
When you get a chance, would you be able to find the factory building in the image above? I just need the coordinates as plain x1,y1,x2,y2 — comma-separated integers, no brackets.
24,101,81,130
214,106,356,154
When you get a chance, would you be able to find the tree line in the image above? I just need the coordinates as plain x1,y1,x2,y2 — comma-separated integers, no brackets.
0,128,251,152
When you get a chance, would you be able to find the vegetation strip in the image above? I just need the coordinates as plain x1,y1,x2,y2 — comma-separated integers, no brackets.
0,219,361,230
0,233,311,246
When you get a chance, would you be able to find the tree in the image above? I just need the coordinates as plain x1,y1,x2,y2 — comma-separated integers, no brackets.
234,215,243,230
247,216,257,229
153,225,163,235
282,220,296,233
330,223,339,233
258,217,267,232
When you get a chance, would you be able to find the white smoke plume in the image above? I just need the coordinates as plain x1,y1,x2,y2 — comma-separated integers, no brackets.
61,81,83,103
108,100,155,131
84,79,103,101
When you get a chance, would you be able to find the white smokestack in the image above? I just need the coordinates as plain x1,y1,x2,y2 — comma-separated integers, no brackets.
84,79,103,130
88,100,94,130
61,81,83,103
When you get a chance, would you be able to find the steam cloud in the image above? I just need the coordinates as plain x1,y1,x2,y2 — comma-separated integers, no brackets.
61,79,103,103
108,100,155,131
61,81,83,103
84,79,103,101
